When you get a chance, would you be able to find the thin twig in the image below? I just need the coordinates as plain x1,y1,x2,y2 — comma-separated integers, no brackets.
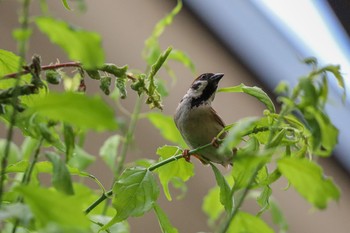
2,61,82,79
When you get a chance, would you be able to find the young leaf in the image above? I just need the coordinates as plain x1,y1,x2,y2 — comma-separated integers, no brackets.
210,163,232,213
143,0,182,65
35,17,104,69
156,145,194,201
219,84,275,113
0,139,21,165
16,186,90,228
25,92,118,131
110,167,159,222
154,204,179,233
46,152,74,195
61,0,71,10
147,112,186,147
99,135,121,172
227,211,274,233
277,157,340,209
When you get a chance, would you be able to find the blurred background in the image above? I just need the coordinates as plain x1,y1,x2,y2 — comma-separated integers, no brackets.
1,0,350,232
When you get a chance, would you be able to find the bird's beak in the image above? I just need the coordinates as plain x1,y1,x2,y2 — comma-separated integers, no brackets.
210,73,224,83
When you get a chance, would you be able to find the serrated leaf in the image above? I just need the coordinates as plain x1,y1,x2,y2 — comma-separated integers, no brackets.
35,17,104,69
156,145,194,201
147,113,186,147
219,84,275,113
99,134,121,172
109,167,159,223
16,186,90,228
154,204,179,233
228,211,274,233
25,92,117,131
210,163,232,213
277,157,340,209
46,152,74,195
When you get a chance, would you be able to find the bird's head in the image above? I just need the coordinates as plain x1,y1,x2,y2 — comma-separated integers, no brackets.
185,73,224,108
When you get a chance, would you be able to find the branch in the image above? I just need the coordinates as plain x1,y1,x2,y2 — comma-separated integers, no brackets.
2,61,82,79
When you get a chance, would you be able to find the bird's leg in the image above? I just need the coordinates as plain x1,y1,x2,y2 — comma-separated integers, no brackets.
211,137,220,148
182,149,191,162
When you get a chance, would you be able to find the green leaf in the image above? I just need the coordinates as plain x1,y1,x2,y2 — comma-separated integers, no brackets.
68,146,95,170
154,204,179,233
21,137,40,160
277,157,340,209
63,124,75,161
219,117,258,154
0,49,23,77
210,163,232,213
270,200,288,233
305,107,338,156
61,0,71,10
228,211,274,233
25,92,117,131
257,185,272,215
219,84,275,113
0,140,21,165
109,167,159,223
169,49,195,73
231,155,269,191
146,46,172,109
147,112,186,147
16,186,90,228
99,135,121,172
35,17,104,69
46,152,74,195
143,0,182,64
202,186,224,226
91,216,129,233
156,145,194,201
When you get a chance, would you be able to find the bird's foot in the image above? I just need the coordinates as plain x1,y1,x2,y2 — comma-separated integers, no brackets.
182,149,191,162
211,137,220,148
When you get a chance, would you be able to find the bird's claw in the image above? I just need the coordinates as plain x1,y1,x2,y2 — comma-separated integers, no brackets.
211,137,220,148
182,149,191,162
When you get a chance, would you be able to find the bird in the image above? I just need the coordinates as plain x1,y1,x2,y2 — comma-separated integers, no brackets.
174,73,234,166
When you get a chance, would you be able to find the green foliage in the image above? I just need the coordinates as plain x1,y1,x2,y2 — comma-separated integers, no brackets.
35,17,104,69
278,157,340,209
0,0,346,233
102,167,159,229
156,145,194,200
16,186,90,229
25,92,118,131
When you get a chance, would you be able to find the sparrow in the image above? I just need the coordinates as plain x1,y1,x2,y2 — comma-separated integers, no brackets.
174,73,234,166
